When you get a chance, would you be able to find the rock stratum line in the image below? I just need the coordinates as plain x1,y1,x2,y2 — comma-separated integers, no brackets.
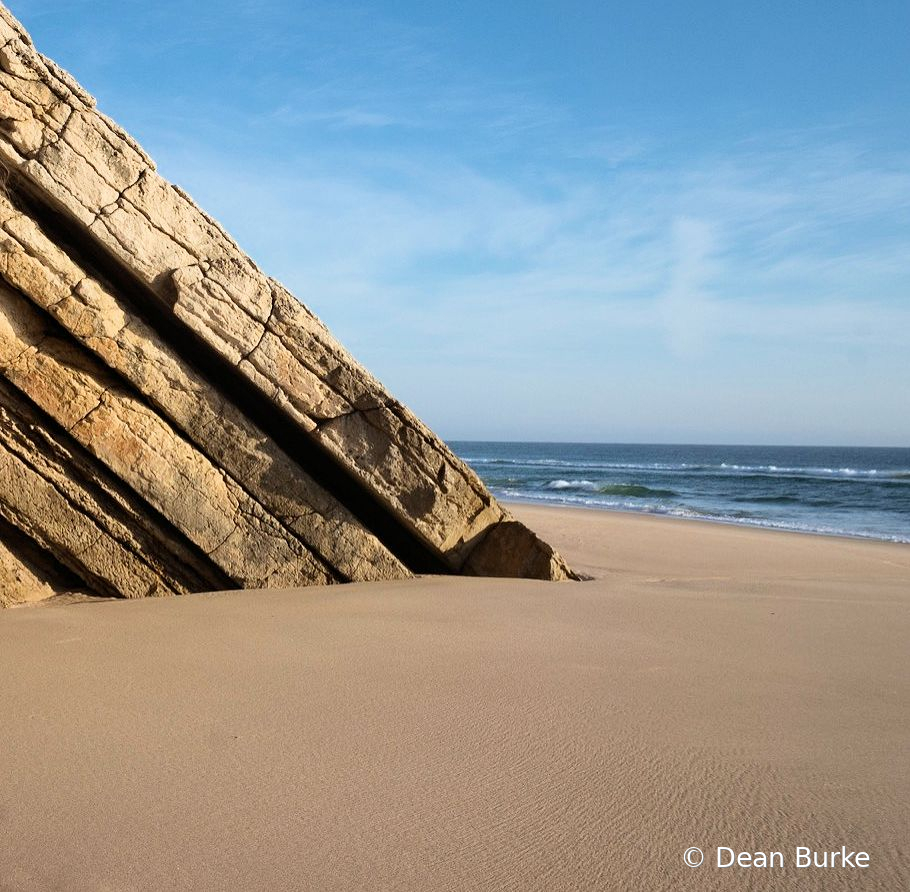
0,4,574,606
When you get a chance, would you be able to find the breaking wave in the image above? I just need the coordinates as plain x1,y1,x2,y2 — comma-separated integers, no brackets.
452,442,910,544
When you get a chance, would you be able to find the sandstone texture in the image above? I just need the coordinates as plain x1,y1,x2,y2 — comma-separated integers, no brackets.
0,3,574,605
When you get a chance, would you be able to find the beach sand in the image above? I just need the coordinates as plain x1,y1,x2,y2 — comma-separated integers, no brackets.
1,506,907,890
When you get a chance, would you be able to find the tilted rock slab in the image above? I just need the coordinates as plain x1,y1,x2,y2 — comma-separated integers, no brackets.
0,3,575,605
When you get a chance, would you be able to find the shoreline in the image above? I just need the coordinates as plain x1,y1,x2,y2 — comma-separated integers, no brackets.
501,495,910,546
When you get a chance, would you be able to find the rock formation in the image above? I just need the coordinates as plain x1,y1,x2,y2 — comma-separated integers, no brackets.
0,4,575,605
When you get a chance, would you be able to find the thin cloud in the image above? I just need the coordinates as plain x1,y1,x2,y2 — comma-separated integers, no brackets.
158,129,910,354
21,0,904,440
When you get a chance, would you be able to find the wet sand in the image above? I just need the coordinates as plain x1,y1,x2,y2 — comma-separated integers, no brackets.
1,506,907,890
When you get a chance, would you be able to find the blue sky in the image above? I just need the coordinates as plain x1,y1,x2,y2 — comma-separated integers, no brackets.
9,0,910,445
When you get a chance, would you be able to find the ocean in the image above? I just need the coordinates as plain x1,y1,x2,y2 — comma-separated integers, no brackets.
449,442,910,544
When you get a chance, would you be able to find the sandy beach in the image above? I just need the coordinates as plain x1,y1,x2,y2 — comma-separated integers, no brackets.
1,505,907,890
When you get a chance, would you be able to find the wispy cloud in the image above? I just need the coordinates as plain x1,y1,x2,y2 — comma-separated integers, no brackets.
154,125,910,428
657,218,719,358
21,0,906,441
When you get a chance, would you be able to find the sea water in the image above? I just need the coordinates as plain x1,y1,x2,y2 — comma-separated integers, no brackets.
449,442,910,544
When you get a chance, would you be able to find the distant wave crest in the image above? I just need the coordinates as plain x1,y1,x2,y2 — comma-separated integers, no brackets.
544,479,677,498
463,456,910,482
453,443,910,544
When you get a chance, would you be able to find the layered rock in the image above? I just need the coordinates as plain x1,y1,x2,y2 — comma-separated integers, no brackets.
0,3,575,606
0,514,86,607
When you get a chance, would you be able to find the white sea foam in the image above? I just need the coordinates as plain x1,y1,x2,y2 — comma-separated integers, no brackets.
544,479,598,491
716,463,903,479
458,443,910,543
496,489,910,544
464,456,909,480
